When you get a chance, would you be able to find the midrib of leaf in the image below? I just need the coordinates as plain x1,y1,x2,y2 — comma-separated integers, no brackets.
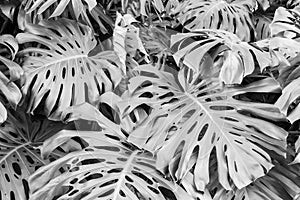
33,54,88,70
202,0,227,19
184,92,235,152
112,150,138,200
185,91,253,177
0,142,46,166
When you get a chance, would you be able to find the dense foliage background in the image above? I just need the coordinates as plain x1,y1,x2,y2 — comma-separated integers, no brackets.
0,0,300,199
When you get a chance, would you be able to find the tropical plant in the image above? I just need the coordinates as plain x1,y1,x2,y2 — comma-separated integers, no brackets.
1,0,300,200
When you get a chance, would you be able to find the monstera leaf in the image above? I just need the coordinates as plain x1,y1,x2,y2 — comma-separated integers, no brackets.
29,130,194,200
0,34,23,123
171,29,272,84
23,0,113,36
25,0,97,19
212,163,300,200
120,65,288,191
0,107,67,200
171,0,256,41
270,6,300,38
16,19,122,120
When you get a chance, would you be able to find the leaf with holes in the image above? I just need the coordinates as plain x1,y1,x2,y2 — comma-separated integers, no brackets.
120,65,288,191
171,29,271,84
171,0,256,41
25,0,97,19
0,107,67,200
22,0,113,36
29,130,194,200
16,19,122,120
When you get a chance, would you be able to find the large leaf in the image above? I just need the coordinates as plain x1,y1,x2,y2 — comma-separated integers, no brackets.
0,107,67,200
16,19,122,120
171,29,272,84
120,65,288,191
29,130,194,200
171,0,256,41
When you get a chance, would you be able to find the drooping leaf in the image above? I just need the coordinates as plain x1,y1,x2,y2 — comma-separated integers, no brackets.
171,0,256,41
121,65,288,191
29,130,194,200
0,107,67,200
171,29,272,84
16,19,122,120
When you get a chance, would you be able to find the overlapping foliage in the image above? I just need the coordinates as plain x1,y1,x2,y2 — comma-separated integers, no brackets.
0,0,300,200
